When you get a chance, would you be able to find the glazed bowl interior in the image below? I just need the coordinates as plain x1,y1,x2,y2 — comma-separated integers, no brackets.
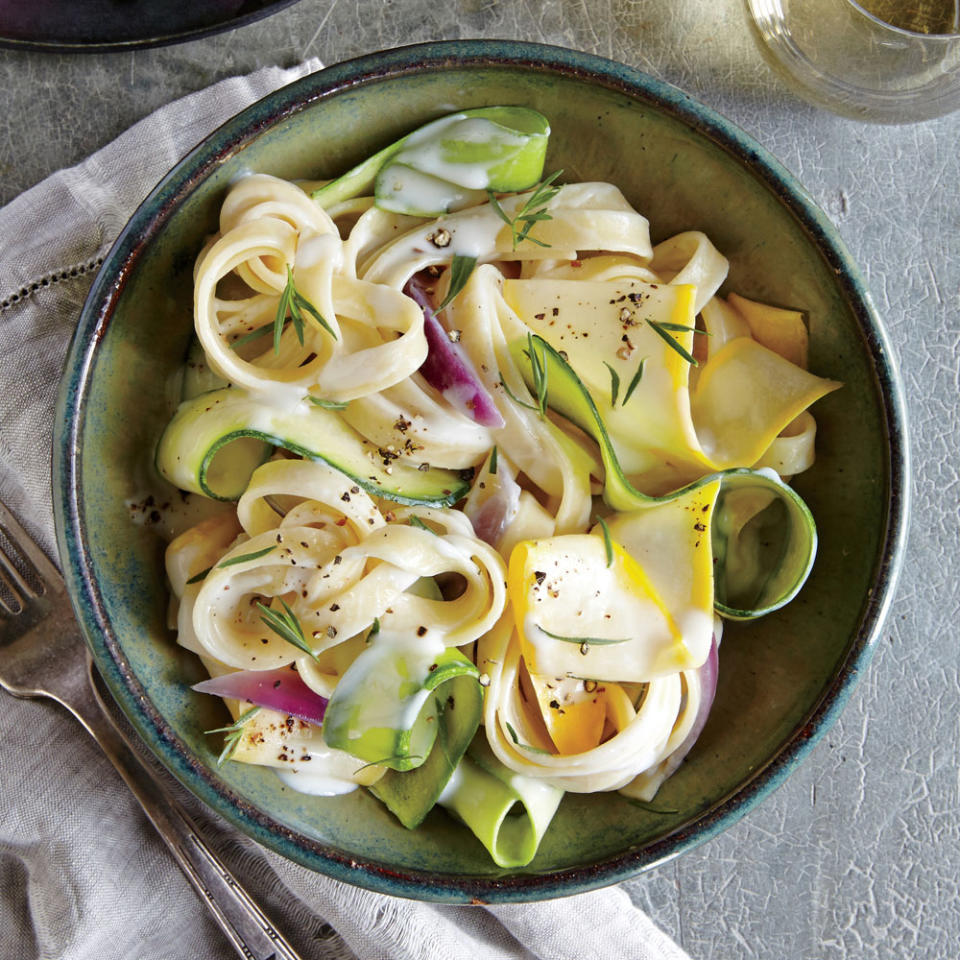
55,41,907,902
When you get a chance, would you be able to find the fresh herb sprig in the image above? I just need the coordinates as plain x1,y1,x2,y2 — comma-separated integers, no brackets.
487,170,563,250
274,265,337,354
256,598,321,663
656,322,709,333
230,324,274,350
205,706,261,766
489,445,499,475
218,545,277,568
498,373,538,415
307,396,350,411
603,352,649,409
621,357,647,406
595,516,614,568
437,254,478,310
646,319,702,366
185,544,278,585
408,515,437,535
538,626,630,646
354,755,424,774
604,361,621,407
499,333,549,419
525,333,549,418
505,721,553,755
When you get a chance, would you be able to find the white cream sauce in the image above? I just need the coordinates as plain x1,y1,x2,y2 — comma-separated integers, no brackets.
331,629,447,739
394,116,527,189
275,767,359,797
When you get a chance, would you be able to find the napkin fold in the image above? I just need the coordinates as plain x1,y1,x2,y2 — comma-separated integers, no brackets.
0,61,692,960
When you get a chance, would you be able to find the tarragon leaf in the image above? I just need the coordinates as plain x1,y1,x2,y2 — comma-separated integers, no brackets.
437,254,478,310
217,545,277,568
257,599,320,663
647,318,698,366
621,357,647,406
205,706,261,766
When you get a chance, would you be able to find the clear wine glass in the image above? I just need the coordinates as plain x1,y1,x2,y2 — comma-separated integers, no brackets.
745,0,960,122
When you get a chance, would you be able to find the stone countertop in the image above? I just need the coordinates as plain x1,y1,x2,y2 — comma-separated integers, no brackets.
1,2,956,958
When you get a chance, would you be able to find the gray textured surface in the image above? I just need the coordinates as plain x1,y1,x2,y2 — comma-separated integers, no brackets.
1,2,957,958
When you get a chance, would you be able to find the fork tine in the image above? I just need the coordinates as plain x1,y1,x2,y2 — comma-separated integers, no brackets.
0,557,26,613
0,510,38,604
0,499,62,595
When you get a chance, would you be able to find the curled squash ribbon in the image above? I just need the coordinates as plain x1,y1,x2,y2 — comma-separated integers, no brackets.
512,334,819,620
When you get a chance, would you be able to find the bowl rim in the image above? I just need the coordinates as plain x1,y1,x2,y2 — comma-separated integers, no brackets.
0,0,302,54
53,39,910,903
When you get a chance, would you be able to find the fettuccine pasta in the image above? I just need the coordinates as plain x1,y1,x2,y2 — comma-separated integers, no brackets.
157,108,840,867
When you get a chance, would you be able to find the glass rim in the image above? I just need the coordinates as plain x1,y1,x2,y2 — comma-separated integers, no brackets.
847,0,960,39
745,0,960,122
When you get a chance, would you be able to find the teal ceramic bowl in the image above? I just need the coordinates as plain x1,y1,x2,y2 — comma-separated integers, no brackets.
54,41,908,902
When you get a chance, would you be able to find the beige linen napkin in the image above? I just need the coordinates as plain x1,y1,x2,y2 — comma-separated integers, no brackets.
0,61,692,960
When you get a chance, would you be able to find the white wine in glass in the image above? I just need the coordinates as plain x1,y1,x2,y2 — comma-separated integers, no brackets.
745,0,960,121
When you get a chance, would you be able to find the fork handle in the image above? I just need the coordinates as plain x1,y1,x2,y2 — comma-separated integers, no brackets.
64,658,306,960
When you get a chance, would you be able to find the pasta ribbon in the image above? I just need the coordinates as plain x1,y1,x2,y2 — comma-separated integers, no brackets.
195,175,428,408
479,610,685,793
181,482,506,679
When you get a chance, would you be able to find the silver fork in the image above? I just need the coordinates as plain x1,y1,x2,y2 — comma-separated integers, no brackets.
0,499,305,960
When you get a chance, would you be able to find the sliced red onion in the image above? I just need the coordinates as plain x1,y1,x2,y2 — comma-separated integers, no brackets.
406,275,505,429
659,636,718,781
463,453,522,546
192,667,328,726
